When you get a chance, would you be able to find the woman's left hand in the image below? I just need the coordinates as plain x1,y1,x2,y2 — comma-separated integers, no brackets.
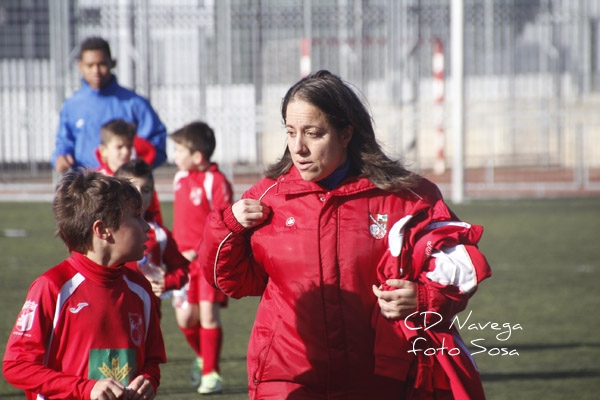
231,199,271,229
372,279,418,320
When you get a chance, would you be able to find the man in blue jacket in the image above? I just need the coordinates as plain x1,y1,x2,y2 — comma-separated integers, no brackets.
51,36,167,173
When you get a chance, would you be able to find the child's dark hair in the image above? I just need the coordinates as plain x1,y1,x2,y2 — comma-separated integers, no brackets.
79,36,112,61
169,121,216,160
115,159,155,190
100,119,136,145
53,169,142,253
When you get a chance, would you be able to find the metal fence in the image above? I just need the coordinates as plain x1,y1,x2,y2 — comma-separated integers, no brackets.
1,0,599,198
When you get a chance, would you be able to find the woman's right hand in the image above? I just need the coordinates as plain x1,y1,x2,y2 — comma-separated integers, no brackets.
231,199,271,229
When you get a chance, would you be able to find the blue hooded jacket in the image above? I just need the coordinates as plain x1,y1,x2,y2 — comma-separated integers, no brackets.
51,76,167,169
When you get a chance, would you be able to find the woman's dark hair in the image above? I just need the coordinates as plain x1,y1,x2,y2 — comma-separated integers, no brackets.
265,70,418,192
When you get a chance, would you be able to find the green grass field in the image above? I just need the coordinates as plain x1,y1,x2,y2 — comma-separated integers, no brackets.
1,198,599,399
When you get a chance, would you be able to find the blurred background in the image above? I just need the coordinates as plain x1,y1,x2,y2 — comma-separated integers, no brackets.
0,0,599,200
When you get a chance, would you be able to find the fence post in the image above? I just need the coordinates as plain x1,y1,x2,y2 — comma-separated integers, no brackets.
451,0,465,203
432,38,445,175
301,0,312,77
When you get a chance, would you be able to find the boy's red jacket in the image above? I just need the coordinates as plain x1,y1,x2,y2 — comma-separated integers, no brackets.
126,218,190,293
3,252,166,400
172,162,233,254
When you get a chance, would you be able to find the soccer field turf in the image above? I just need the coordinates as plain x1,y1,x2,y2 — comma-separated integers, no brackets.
1,198,599,399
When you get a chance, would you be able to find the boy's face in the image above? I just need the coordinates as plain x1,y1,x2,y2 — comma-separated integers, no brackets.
128,176,154,214
78,49,114,89
173,142,202,171
99,137,133,172
108,208,149,266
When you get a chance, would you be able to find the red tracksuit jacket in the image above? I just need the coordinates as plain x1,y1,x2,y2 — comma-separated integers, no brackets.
3,252,166,400
198,166,491,399
172,163,233,254
131,218,190,292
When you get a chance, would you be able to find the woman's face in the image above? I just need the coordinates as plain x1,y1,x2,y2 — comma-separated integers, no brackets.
285,100,352,182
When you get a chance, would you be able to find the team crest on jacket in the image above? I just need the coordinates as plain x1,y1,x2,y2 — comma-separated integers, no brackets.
129,312,144,346
190,187,203,206
15,300,37,333
369,213,388,239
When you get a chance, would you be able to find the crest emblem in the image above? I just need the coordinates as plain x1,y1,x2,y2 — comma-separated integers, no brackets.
129,313,144,347
190,187,203,206
369,213,388,239
15,300,37,333
97,356,133,382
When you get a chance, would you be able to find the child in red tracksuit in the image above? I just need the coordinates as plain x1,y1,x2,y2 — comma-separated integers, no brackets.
170,121,233,395
115,159,190,313
2,170,166,400
96,118,164,225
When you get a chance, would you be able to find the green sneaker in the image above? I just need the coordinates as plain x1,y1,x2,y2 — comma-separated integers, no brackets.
190,356,203,386
197,371,223,395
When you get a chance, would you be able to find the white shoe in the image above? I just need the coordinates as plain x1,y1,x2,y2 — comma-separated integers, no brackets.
197,371,223,395
190,356,203,386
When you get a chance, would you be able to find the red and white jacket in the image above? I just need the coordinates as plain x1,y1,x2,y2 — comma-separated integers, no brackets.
3,252,166,400
94,136,157,176
172,163,232,254
198,166,491,399
126,217,190,296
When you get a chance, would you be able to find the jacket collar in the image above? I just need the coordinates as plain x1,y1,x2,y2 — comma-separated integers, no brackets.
69,251,125,286
276,166,378,197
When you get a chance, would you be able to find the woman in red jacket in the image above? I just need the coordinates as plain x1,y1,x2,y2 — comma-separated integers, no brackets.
198,70,492,400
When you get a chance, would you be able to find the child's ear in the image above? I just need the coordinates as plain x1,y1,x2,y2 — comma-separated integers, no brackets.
98,144,107,161
92,220,111,240
192,150,205,166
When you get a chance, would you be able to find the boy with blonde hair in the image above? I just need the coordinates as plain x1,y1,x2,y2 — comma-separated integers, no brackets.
96,119,136,175
96,118,163,224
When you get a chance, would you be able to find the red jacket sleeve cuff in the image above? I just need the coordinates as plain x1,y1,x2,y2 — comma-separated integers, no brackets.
222,206,247,234
416,282,429,312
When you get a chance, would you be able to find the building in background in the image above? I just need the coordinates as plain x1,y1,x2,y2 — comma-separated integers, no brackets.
1,0,599,197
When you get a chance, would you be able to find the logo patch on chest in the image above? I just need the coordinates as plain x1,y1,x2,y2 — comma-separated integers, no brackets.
369,213,388,239
89,349,137,385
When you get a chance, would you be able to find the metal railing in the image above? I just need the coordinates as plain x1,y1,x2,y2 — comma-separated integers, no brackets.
0,0,599,198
